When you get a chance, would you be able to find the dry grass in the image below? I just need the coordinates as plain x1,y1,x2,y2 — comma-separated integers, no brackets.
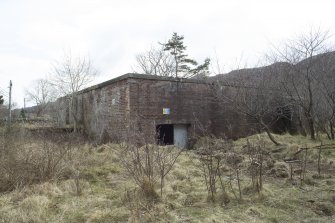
0,131,334,222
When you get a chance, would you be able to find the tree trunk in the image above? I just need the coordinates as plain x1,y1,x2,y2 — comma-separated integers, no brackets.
298,108,307,136
73,117,77,132
71,94,78,133
317,146,322,176
330,120,334,140
301,148,308,186
308,116,316,140
229,170,237,200
306,73,315,140
265,128,281,146
236,169,242,200
175,55,178,78
260,120,281,145
325,130,331,140
160,175,164,197
259,154,263,191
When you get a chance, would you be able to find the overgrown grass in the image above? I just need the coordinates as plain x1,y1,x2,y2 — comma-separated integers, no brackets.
0,131,334,222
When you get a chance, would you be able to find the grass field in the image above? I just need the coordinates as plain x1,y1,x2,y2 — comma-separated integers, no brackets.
0,132,334,223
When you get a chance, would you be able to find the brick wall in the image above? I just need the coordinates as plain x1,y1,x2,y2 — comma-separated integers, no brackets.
127,78,215,143
77,79,130,142
52,74,293,144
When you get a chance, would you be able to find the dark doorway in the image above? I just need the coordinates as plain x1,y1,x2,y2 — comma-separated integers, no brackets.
156,124,174,145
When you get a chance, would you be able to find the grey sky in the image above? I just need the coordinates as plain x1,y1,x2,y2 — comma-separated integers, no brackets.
0,0,335,107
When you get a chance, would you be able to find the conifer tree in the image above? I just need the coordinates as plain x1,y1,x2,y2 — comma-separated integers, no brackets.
163,32,210,78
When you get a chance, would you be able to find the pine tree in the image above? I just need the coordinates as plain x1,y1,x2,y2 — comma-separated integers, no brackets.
163,32,210,78
0,95,4,105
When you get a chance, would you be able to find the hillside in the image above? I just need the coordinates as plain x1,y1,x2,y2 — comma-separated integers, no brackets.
211,51,335,87
0,128,334,223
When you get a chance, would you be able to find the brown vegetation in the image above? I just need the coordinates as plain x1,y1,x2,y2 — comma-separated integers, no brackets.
0,125,86,192
1,125,334,222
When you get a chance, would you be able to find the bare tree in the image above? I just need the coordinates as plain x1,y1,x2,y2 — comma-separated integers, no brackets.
195,137,231,202
117,118,181,199
50,53,97,131
156,145,181,197
133,46,175,77
118,142,181,200
273,28,333,140
244,139,269,192
214,63,289,145
314,89,335,139
134,33,210,79
26,78,56,117
314,53,335,139
226,152,244,200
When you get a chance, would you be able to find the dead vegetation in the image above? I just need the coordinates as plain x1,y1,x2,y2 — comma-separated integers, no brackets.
118,143,181,200
0,127,334,222
0,125,86,192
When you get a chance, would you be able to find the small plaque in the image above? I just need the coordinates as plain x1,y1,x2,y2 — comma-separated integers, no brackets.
163,108,170,115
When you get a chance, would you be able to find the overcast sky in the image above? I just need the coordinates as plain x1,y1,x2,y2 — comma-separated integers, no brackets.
1,0,335,107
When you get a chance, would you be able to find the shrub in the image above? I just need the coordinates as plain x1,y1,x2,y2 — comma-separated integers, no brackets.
118,143,181,199
194,137,239,202
0,126,82,192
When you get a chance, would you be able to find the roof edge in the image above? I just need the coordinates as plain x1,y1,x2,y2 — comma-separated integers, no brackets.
79,73,211,93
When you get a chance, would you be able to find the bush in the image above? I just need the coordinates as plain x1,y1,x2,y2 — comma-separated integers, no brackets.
270,162,289,178
0,126,82,192
118,143,181,198
194,137,243,201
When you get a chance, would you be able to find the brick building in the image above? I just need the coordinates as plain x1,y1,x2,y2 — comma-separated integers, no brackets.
53,73,292,148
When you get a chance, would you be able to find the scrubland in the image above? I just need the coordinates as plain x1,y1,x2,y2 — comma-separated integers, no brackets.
0,126,334,223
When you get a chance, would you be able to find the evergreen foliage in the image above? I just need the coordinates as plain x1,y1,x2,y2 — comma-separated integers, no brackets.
162,32,210,78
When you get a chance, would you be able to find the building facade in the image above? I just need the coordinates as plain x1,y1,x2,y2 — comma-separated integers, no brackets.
53,73,293,148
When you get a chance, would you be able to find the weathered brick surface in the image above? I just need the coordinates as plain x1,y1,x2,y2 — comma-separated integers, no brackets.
127,78,215,142
77,79,130,141
53,74,290,144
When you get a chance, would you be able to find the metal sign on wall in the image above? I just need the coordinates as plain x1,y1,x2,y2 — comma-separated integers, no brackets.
163,108,170,115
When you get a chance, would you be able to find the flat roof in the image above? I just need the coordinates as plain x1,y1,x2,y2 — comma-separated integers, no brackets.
79,73,211,93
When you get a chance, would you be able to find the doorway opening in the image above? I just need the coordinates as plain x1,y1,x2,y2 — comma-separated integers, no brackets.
156,124,174,145
156,124,189,148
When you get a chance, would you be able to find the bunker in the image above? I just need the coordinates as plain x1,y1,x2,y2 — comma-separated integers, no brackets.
51,73,295,148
